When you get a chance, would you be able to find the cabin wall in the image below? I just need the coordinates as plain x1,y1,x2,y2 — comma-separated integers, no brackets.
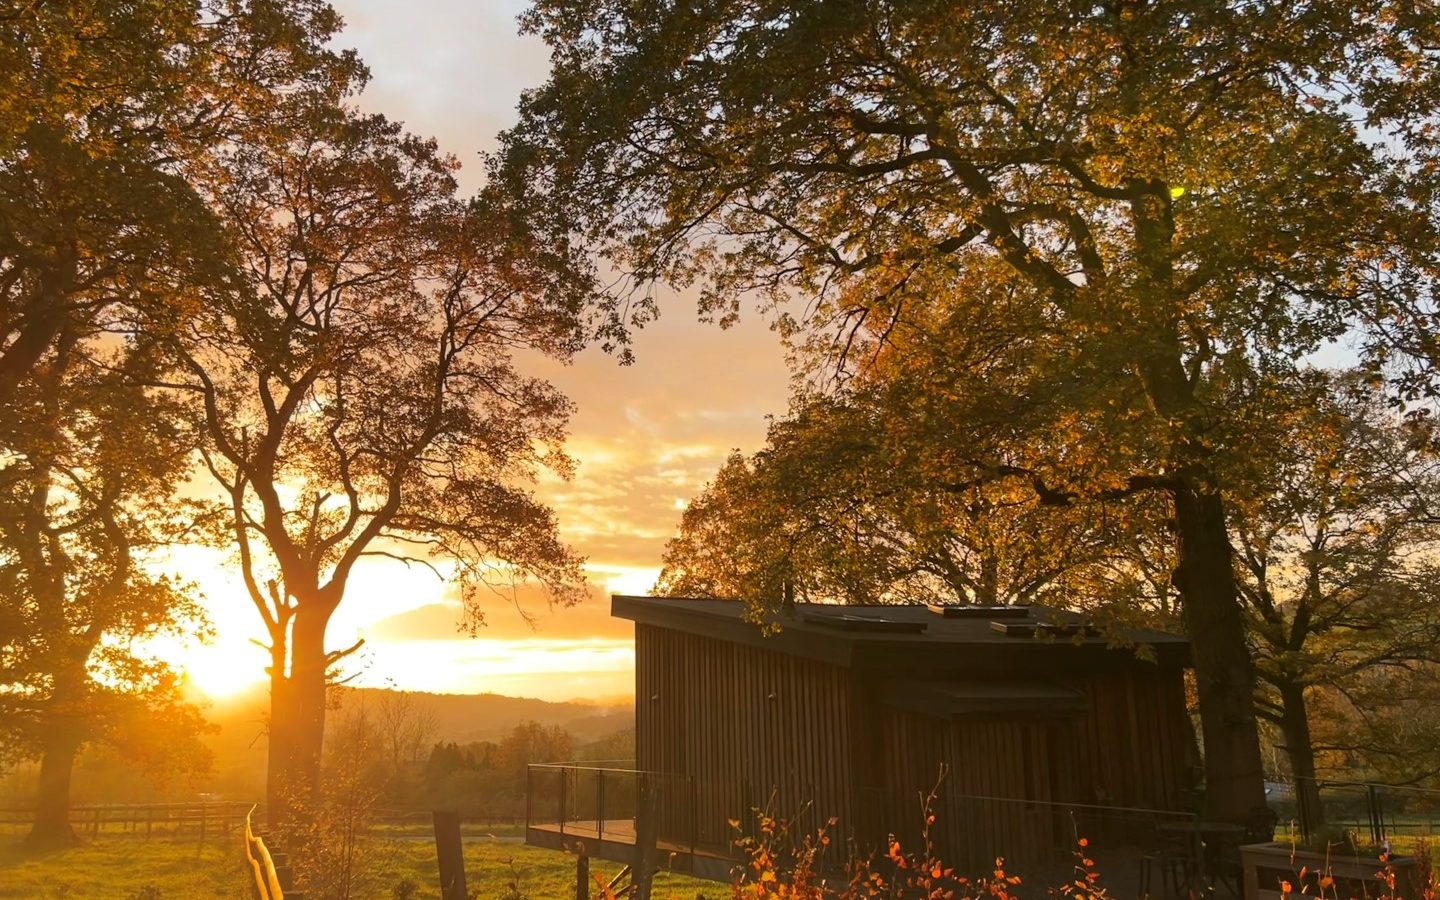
634,623,855,850
868,707,1065,870
1071,668,1193,810
859,666,1192,871
634,622,1192,870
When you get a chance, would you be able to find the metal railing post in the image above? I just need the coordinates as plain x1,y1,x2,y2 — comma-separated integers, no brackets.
1297,776,1313,840
526,766,533,831
597,769,606,841
559,766,568,835
741,776,752,840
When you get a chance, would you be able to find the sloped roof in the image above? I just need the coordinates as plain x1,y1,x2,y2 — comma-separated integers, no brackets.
611,595,1190,674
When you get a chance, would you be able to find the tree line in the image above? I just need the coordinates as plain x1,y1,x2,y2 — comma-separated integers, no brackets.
3,0,1440,865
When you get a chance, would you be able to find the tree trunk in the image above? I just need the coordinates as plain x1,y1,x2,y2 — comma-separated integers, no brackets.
1172,484,1269,825
1278,680,1326,837
290,608,330,808
26,725,83,850
267,643,294,831
266,603,334,849
1124,190,1267,825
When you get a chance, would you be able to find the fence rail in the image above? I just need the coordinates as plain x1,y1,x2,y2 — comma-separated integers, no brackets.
0,800,254,840
366,808,521,828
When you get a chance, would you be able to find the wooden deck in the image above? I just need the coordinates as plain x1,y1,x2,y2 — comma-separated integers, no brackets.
525,818,738,882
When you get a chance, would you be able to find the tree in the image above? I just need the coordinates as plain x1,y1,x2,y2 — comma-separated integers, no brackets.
377,690,439,771
658,392,1154,612
0,338,210,849
170,85,589,833
1230,374,1440,830
0,1,360,410
495,721,573,796
0,1,369,848
499,0,1440,822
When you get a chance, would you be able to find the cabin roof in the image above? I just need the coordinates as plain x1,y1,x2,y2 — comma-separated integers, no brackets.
612,595,1190,673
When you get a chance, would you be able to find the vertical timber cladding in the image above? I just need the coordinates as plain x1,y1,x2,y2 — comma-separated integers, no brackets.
627,599,1194,875
1072,668,1190,810
633,623,855,851
877,707,1060,873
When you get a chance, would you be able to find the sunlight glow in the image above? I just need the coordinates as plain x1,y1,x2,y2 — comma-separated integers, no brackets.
174,638,269,699
595,565,663,597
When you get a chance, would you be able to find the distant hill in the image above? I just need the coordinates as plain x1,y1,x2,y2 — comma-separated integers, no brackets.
195,684,635,800
325,687,634,745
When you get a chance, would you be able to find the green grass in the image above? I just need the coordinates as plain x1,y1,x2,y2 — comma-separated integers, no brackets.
0,828,721,899
367,821,527,839
382,838,720,899
0,831,250,899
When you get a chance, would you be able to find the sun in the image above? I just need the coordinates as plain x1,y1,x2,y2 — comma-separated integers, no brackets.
146,629,268,700
177,638,269,699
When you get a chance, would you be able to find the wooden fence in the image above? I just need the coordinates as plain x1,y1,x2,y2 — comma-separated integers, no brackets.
0,800,254,840
0,801,518,835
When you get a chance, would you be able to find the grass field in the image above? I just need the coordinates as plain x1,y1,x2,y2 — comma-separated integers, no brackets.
0,828,719,899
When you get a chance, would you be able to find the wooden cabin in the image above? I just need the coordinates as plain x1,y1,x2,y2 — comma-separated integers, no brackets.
615,595,1195,874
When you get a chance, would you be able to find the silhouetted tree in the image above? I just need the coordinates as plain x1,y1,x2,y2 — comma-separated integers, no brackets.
0,342,209,849
170,78,589,831
1231,374,1440,827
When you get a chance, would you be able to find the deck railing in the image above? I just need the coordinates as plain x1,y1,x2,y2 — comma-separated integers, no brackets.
1266,775,1440,845
526,763,725,865
524,762,1205,883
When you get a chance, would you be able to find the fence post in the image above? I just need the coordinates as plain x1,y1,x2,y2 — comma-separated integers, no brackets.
1297,778,1313,840
633,774,660,900
271,850,294,891
525,766,533,832
1368,784,1384,847
575,849,590,900
434,809,469,900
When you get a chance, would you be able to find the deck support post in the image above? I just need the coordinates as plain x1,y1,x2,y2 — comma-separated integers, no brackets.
633,774,660,900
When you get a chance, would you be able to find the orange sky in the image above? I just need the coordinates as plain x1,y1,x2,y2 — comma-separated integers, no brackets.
158,0,791,703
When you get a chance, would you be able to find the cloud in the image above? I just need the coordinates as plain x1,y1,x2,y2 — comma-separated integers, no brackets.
529,310,791,570
334,0,545,191
363,579,638,643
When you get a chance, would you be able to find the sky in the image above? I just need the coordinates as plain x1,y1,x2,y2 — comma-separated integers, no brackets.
160,0,791,703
